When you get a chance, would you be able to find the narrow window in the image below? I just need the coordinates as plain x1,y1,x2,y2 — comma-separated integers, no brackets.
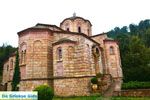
57,47,62,60
7,65,9,71
67,28,70,31
96,48,99,55
110,46,115,55
21,51,23,64
24,50,26,63
10,59,13,69
78,27,81,33
87,29,90,36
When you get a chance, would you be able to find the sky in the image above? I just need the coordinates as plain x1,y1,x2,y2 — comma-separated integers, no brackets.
0,0,150,47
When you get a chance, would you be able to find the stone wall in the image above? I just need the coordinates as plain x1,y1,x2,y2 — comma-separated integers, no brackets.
52,32,105,96
53,32,98,77
19,80,53,91
2,61,9,84
91,34,122,77
2,55,15,84
104,40,122,78
54,77,92,96
91,34,107,48
113,89,150,97
18,29,53,80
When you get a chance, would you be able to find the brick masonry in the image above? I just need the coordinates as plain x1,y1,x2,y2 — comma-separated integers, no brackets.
54,77,92,96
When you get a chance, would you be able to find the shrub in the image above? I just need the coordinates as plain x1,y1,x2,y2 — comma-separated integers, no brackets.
34,85,54,100
96,73,103,78
122,81,150,89
91,77,98,84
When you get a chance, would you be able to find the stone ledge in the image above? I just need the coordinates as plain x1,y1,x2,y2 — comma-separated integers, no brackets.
113,89,150,97
8,75,95,82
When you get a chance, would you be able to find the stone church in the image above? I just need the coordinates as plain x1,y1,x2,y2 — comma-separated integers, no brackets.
2,14,122,96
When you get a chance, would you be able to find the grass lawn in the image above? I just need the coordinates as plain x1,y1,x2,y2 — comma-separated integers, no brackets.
53,96,150,100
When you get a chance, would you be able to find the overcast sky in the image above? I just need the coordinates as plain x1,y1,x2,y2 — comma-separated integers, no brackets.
0,0,150,47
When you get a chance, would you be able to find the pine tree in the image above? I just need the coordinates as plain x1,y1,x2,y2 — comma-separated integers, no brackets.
11,50,20,91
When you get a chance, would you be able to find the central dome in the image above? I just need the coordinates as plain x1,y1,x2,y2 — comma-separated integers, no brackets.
60,14,92,36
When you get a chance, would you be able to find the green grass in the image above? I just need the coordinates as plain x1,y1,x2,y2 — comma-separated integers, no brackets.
122,81,150,89
53,96,150,100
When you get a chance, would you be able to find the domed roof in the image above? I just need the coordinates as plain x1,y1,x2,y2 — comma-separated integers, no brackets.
60,13,92,26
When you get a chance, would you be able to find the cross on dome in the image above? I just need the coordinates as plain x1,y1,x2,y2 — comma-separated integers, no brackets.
73,12,76,17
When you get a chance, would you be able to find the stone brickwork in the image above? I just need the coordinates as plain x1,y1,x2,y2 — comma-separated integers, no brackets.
19,80,53,91
91,33,107,48
53,33,97,77
2,15,122,96
104,40,122,78
91,33,122,79
18,29,53,79
54,77,92,96
2,54,16,90
2,55,16,84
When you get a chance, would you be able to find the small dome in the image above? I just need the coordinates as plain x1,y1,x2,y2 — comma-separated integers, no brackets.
60,14,92,36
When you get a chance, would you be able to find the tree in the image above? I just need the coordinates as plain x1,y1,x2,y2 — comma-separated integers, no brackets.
119,36,150,82
138,20,150,31
129,24,138,33
120,26,128,33
11,50,20,91
114,27,120,33
0,44,16,76
142,28,150,47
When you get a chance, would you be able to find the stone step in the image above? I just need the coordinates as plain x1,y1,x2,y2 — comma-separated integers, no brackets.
103,80,118,97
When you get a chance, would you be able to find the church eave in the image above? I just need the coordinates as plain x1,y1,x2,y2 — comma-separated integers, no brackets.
53,30,100,45
36,23,65,31
104,39,119,44
91,33,107,37
17,27,53,36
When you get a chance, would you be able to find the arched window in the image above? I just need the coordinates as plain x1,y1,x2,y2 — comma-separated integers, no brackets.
110,46,115,55
78,26,81,33
57,47,62,60
96,48,99,55
20,42,27,64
